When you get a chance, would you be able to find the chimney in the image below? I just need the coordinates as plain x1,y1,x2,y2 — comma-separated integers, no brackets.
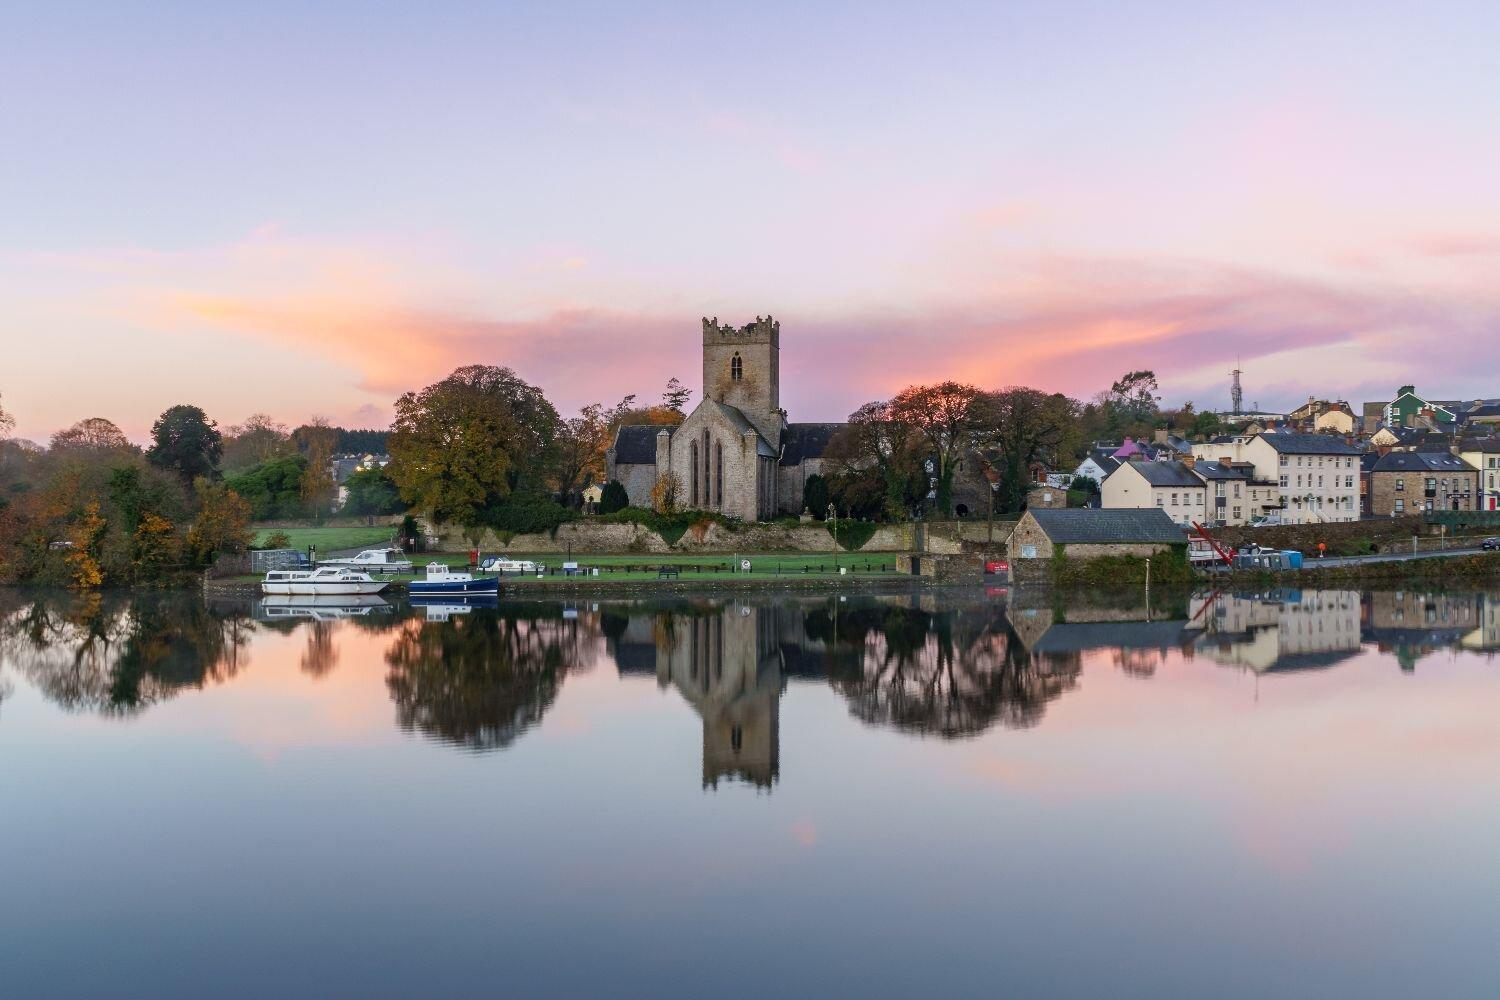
1219,456,1231,468
1182,454,1196,469
1153,429,1169,445
1378,445,1391,456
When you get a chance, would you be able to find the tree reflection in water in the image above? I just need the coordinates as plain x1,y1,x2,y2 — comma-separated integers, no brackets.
813,600,1079,737
384,604,597,753
0,590,251,715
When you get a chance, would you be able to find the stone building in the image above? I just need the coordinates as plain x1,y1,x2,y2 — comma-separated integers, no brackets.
1007,508,1186,562
606,316,843,520
1366,451,1479,516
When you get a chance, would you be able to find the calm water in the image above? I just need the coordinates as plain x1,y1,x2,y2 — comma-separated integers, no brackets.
2,585,1499,999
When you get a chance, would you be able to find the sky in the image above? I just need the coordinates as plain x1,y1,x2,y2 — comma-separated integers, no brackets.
4,1,1500,442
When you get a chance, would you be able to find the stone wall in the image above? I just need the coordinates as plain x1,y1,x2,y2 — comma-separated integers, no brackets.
427,519,915,554
613,461,659,508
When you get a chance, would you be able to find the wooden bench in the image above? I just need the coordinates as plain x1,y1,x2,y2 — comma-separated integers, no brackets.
657,566,681,579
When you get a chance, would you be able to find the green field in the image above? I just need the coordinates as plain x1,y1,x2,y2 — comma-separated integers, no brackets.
252,525,396,552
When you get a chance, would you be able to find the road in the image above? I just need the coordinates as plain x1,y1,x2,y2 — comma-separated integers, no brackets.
1302,545,1493,568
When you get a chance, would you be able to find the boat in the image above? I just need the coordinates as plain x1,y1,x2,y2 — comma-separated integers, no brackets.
318,547,414,573
408,562,501,597
260,567,389,596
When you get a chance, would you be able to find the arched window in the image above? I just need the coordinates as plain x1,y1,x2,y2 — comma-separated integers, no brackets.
731,353,742,380
715,441,723,507
702,430,711,506
689,441,699,506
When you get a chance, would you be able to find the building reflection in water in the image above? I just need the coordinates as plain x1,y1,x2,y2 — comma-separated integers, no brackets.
1186,589,1363,674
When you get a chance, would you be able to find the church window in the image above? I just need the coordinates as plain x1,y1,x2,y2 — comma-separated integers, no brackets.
731,353,743,380
690,441,700,506
715,441,723,506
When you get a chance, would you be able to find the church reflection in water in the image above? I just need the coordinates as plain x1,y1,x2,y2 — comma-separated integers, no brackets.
7,586,1500,785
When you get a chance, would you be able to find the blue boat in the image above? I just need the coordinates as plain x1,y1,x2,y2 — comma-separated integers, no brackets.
407,563,501,597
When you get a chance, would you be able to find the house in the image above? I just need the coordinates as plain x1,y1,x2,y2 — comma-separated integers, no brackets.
1007,508,1187,562
1072,448,1120,487
1193,431,1362,524
1193,458,1281,526
1375,385,1457,429
1313,403,1357,435
1366,452,1479,516
1099,459,1206,527
1457,438,1500,511
581,483,604,512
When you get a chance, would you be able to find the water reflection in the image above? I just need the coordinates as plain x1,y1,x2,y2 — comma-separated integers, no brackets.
4,585,1500,767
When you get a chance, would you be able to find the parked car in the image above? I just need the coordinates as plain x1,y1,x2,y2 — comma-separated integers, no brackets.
480,557,541,574
1481,537,1500,551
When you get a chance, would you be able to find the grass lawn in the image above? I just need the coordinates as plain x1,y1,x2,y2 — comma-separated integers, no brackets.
252,525,396,552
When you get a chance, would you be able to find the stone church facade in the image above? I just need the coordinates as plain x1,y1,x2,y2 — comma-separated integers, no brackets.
607,316,841,521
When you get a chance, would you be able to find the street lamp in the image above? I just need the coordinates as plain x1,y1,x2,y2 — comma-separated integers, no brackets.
828,502,838,571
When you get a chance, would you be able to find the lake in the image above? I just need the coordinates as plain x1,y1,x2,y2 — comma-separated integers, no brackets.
2,585,1498,999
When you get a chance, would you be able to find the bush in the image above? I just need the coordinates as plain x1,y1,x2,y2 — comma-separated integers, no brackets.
802,474,830,518
343,466,405,516
598,480,629,515
476,495,578,537
225,455,308,520
597,506,738,546
827,518,878,551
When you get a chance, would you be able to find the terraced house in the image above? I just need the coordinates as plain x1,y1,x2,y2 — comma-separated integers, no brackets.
1099,459,1206,527
1366,452,1479,516
1192,431,1362,524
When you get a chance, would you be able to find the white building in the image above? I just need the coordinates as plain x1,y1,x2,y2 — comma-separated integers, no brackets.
1192,432,1362,524
1099,459,1207,527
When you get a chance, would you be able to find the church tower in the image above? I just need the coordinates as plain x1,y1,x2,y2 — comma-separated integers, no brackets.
701,315,781,445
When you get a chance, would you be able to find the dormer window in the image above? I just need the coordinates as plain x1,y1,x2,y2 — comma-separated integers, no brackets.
731,353,743,380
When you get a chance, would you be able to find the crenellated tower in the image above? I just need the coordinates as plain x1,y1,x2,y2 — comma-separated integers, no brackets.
701,315,782,444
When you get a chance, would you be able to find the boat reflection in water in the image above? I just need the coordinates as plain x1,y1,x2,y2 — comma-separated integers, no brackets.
257,594,392,621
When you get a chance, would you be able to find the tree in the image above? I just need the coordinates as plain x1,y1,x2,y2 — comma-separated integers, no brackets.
886,382,983,516
824,400,923,521
662,377,692,414
221,413,292,473
225,455,309,520
1097,370,1161,440
146,405,222,482
974,388,1082,514
0,393,14,439
552,396,636,504
186,480,253,566
650,471,682,515
64,500,107,589
51,417,134,455
343,466,404,516
599,480,629,515
614,403,685,429
387,365,560,527
132,512,181,579
801,473,830,518
296,418,338,518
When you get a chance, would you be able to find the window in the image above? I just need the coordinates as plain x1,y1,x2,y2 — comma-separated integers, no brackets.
1396,479,1404,491
1156,496,1164,507
1232,507,1242,520
1395,499,1405,512
1280,475,1288,487
731,353,743,380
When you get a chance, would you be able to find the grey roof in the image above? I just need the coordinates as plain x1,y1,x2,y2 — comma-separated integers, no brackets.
1370,452,1476,473
703,399,778,457
780,422,846,466
1257,431,1363,455
1462,437,1500,454
611,424,665,465
1114,459,1204,488
1194,461,1266,483
1025,508,1187,544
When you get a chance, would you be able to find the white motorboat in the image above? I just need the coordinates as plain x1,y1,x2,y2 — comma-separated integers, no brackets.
260,567,389,596
319,547,413,573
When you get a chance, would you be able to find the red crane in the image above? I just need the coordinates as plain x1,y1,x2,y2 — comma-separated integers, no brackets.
1191,521,1237,566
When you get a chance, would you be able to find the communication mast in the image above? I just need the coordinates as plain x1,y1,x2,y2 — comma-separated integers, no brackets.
1230,365,1243,415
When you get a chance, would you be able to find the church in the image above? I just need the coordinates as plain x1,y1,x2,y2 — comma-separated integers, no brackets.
607,316,844,521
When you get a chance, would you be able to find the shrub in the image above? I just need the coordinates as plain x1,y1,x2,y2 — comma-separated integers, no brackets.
476,494,578,536
827,518,877,551
802,474,830,518
598,480,629,515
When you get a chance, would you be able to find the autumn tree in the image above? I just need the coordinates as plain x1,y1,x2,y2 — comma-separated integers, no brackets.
146,404,223,482
974,388,1082,513
186,480,253,566
662,377,692,414
650,471,683,515
64,500,107,589
51,417,134,455
552,396,636,504
886,382,983,516
387,365,560,528
295,418,338,518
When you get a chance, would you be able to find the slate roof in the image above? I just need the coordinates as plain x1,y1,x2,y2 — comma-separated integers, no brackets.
780,422,847,466
1461,437,1500,454
705,399,779,457
1114,459,1204,488
1025,508,1187,544
611,424,666,465
1256,431,1363,455
1194,461,1268,483
1370,452,1476,473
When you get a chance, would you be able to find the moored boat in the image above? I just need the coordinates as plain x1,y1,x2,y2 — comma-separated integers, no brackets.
260,567,389,596
319,547,414,573
408,563,501,597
